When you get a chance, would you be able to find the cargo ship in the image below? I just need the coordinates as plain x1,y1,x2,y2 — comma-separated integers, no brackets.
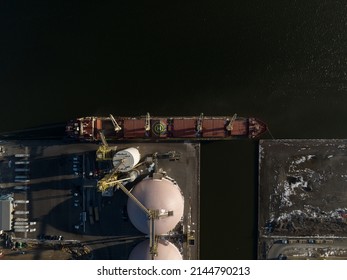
65,113,267,141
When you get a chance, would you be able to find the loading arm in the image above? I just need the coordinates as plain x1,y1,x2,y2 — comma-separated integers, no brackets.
99,130,108,147
226,113,237,131
145,112,151,131
96,130,116,161
196,113,204,134
110,114,122,132
97,174,130,192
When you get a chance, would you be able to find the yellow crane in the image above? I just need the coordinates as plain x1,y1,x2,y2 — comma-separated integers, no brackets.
97,168,128,192
96,130,117,161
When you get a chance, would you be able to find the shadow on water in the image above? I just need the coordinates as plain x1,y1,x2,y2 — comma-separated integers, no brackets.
200,140,258,259
0,123,66,140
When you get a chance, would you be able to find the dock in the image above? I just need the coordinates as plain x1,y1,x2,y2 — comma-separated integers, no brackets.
0,140,200,260
258,139,347,259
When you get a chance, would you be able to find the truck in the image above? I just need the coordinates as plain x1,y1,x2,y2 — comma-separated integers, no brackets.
14,168,30,172
14,161,30,165
14,228,29,233
14,186,30,191
13,225,29,229
14,179,30,183
14,222,29,226
15,218,28,222
14,200,29,204
15,154,30,158
14,211,29,215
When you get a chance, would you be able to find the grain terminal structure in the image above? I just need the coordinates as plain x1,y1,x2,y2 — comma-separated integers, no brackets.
0,112,267,259
0,140,199,260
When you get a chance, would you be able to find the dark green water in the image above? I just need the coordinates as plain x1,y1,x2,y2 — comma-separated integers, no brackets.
2,2,347,259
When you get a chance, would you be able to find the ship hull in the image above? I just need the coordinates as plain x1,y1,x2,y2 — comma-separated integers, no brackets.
66,115,267,142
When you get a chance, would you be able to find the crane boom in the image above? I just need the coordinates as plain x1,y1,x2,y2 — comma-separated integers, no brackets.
109,114,122,131
96,130,116,161
99,130,108,147
145,112,151,131
196,113,204,134
116,182,151,217
226,113,237,131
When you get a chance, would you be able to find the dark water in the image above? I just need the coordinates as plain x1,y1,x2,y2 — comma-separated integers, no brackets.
2,1,347,259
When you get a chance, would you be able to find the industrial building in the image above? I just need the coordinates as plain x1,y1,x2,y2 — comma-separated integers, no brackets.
0,194,14,231
0,140,199,260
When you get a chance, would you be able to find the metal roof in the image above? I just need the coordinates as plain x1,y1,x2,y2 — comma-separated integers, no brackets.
0,199,13,231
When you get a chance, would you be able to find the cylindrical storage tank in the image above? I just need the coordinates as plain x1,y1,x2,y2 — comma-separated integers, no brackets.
112,147,140,172
129,239,182,260
127,177,184,235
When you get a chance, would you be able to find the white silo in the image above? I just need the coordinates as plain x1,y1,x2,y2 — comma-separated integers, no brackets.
112,147,140,172
129,239,182,260
127,177,184,235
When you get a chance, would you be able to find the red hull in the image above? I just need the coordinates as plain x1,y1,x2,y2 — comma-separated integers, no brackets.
66,114,267,141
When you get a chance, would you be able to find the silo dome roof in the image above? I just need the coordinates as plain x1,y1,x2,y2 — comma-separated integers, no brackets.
127,177,184,235
129,239,182,260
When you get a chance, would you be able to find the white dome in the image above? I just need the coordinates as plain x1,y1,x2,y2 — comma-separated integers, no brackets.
129,239,182,260
127,177,184,235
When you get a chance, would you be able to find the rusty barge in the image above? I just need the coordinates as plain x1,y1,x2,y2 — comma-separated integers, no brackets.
66,113,267,141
